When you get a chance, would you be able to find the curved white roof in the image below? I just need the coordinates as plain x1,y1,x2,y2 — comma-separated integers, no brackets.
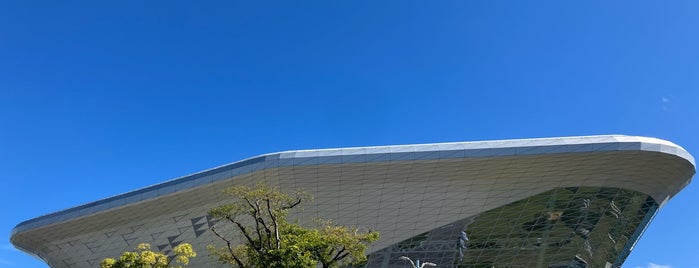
12,135,695,236
9,135,696,268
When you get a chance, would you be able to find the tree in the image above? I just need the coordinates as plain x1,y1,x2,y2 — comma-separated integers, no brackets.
100,243,196,268
208,183,379,268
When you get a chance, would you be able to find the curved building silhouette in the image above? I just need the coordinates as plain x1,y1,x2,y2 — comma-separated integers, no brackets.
11,135,695,268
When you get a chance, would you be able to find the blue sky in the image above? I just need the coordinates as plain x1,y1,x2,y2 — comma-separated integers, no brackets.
1,1,697,267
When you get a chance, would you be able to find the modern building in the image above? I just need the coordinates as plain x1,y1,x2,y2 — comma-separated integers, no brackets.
11,135,695,268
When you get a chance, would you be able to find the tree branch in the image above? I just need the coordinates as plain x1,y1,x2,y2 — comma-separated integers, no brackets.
254,200,274,249
211,225,246,268
266,198,281,249
313,248,329,268
226,216,259,252
281,197,303,210
250,200,264,249
163,254,173,267
331,246,347,262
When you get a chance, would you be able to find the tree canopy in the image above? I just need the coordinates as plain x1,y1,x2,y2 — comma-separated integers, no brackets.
208,183,379,268
99,243,196,268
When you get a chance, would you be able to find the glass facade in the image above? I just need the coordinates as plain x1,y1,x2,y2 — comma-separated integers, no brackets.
363,187,658,268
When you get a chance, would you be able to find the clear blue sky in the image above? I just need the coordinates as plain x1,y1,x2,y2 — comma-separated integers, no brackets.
1,1,697,268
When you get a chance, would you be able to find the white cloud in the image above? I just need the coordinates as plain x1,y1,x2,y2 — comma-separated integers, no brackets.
661,97,671,111
637,263,672,268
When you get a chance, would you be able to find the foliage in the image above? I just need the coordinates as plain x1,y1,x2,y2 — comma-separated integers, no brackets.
100,243,196,268
208,183,379,268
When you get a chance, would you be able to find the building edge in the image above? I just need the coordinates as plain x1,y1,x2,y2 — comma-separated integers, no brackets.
10,135,696,242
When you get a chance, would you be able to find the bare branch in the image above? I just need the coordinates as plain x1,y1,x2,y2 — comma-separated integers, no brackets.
266,198,281,249
331,246,347,262
226,216,259,252
211,225,245,268
280,197,303,210
253,199,274,248
250,201,264,249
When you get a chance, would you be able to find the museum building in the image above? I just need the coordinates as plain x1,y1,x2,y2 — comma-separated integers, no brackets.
11,135,696,268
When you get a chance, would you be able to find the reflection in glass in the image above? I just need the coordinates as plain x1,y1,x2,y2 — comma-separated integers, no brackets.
360,187,658,268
